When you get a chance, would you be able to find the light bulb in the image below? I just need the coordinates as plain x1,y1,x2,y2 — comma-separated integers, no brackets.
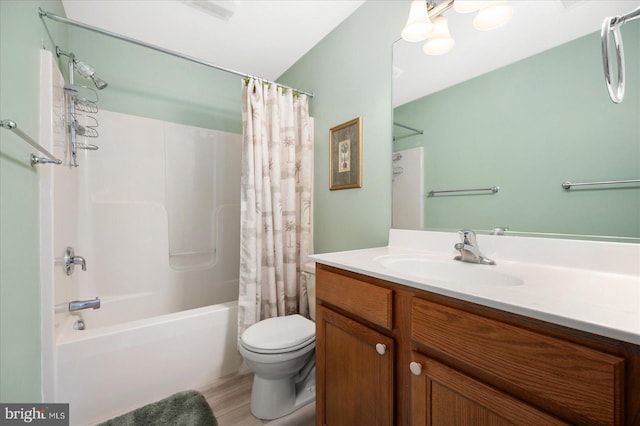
423,16,455,55
473,1,513,31
401,0,433,42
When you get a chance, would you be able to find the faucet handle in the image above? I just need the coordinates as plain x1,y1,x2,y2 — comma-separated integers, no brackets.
458,229,477,246
64,246,87,275
491,227,509,235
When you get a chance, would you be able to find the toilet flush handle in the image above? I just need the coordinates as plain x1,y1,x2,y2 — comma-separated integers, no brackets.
375,343,386,355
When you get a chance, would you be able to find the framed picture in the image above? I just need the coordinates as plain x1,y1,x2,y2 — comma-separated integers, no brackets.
329,117,362,190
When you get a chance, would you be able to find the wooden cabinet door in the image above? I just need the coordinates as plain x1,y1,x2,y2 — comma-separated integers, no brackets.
412,298,624,425
409,352,569,426
316,305,394,426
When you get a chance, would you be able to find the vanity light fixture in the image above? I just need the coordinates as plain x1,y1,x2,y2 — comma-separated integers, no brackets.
423,16,455,55
401,0,434,42
452,0,485,14
401,0,513,55
473,1,514,31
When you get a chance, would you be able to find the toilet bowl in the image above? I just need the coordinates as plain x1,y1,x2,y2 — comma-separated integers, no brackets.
239,314,316,420
239,263,318,420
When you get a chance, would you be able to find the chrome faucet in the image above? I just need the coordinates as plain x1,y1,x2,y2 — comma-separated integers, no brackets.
68,297,100,312
454,229,495,265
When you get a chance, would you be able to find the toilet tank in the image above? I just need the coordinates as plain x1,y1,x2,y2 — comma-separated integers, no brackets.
302,262,316,321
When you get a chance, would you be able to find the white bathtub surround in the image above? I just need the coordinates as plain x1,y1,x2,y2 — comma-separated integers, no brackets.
51,111,241,424
39,52,244,425
39,49,72,402
239,78,314,336
70,109,241,323
310,229,640,345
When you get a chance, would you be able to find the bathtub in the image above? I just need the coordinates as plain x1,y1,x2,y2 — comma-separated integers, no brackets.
38,52,244,424
55,300,243,426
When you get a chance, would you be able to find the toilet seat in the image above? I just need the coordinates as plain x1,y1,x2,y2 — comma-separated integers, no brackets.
241,314,315,354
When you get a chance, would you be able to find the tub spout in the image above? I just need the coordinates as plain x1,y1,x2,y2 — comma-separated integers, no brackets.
69,297,100,312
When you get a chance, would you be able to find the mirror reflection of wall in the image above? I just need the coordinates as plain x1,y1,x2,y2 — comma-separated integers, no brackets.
392,1,640,242
392,147,424,229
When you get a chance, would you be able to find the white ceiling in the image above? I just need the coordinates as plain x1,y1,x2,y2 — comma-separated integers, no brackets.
393,0,640,107
61,0,366,82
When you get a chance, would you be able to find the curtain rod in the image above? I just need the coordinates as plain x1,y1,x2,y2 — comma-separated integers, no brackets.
38,8,314,98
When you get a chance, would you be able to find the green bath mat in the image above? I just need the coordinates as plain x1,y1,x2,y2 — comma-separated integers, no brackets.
98,390,217,426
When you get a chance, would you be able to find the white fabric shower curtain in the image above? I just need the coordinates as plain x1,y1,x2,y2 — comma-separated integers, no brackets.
238,78,313,337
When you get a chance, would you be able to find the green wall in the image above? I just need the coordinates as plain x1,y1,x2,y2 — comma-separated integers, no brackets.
67,27,242,133
0,0,68,402
394,26,640,240
279,1,406,253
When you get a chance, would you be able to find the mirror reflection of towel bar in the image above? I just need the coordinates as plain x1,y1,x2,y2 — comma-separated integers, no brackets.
428,186,499,196
562,179,640,190
393,122,424,142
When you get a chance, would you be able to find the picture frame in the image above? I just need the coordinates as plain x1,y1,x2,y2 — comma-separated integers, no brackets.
329,117,362,190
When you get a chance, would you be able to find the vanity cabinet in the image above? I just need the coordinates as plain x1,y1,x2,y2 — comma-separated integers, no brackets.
316,306,394,426
409,352,568,425
411,298,624,425
315,263,640,426
315,266,394,426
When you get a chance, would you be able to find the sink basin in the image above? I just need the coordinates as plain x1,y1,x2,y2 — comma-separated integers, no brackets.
375,255,523,287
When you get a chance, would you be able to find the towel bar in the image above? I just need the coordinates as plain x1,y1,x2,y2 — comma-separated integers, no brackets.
428,186,499,196
1,119,61,166
562,179,640,190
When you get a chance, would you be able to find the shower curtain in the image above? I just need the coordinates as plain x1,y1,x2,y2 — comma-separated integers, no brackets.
238,78,313,337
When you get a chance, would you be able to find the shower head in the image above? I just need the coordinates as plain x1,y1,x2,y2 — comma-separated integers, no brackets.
73,60,108,90
55,47,108,90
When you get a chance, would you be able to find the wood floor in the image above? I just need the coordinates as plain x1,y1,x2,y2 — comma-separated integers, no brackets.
198,370,316,426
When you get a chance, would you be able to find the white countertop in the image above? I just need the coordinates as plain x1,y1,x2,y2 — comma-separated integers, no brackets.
309,229,640,345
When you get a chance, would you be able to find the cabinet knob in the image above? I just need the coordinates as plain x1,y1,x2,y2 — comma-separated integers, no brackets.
409,361,422,376
375,343,386,355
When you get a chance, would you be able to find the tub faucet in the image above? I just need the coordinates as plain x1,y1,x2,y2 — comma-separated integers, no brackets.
454,229,495,265
68,297,100,312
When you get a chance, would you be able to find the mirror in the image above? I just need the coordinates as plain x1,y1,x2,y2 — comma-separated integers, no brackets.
392,0,640,242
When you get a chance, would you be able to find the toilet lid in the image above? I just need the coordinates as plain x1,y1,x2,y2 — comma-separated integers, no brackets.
241,314,315,353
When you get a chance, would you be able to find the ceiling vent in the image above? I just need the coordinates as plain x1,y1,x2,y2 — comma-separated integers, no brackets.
560,0,586,9
183,0,238,21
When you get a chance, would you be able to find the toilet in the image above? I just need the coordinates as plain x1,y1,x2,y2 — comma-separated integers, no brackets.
238,262,317,420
